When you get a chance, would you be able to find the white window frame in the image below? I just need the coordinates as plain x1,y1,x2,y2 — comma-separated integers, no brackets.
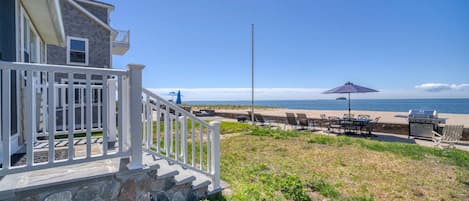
66,36,89,66
20,6,42,64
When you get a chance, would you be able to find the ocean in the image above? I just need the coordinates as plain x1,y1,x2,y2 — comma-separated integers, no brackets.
185,99,469,114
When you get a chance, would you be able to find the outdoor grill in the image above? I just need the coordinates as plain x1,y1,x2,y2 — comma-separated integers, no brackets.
408,110,446,139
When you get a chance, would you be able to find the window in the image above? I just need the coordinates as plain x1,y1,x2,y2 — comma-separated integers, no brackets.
67,37,88,65
21,10,42,63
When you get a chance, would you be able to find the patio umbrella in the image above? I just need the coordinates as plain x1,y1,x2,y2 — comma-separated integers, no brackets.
176,90,182,104
323,82,378,117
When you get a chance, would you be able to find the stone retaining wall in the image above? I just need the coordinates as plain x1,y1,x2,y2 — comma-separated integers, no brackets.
5,165,206,201
216,112,469,141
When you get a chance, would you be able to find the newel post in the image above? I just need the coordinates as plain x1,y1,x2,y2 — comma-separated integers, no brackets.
126,64,145,170
210,121,221,189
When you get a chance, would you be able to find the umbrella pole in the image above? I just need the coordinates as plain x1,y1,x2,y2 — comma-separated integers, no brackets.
348,93,351,118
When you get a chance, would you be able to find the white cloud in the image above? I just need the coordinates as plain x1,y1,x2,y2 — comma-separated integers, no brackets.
415,83,469,92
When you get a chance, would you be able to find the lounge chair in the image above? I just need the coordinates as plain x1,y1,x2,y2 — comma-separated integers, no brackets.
254,113,267,126
432,125,464,149
247,111,271,126
285,113,298,129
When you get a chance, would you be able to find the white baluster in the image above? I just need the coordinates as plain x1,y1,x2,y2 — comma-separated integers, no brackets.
180,116,187,164
2,69,12,170
171,112,180,161
86,74,92,158
47,72,55,163
207,125,211,172
117,75,124,154
67,73,74,160
80,87,84,131
103,77,110,155
199,125,203,170
164,106,170,157
97,87,101,129
156,100,161,153
25,71,36,167
191,119,195,167
146,97,153,149
61,86,66,131
107,79,117,150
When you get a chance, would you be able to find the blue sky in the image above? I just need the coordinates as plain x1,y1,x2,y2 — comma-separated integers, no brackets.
107,0,469,100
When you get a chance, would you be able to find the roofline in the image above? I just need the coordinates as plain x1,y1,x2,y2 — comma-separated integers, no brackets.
50,0,66,46
66,0,113,31
75,0,114,11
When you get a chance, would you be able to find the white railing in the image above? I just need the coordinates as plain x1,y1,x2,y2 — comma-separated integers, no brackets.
35,83,104,137
0,62,221,190
112,29,130,44
142,88,221,189
0,62,145,176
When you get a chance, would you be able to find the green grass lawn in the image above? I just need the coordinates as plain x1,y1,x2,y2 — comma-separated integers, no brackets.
210,124,469,201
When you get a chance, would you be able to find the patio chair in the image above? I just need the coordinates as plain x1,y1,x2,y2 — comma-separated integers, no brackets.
361,116,381,135
343,113,354,119
285,113,298,129
328,116,342,133
296,113,313,130
319,114,329,129
432,125,464,149
357,114,370,120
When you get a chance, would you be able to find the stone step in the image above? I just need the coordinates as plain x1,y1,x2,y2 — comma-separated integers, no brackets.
169,164,212,190
144,156,179,180
141,153,226,198
174,172,196,186
191,177,211,190
208,180,230,196
140,155,211,190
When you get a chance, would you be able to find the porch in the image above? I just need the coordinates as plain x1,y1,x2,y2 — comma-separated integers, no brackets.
0,61,222,200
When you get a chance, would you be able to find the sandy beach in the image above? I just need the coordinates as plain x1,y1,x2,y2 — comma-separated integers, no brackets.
216,108,469,127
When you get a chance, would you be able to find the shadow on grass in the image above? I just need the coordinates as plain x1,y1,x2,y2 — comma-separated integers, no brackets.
307,134,469,169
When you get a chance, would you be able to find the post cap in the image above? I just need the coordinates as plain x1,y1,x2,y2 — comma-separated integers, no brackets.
209,121,221,127
127,64,145,70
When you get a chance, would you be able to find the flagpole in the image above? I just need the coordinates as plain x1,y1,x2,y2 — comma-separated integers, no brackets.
251,24,255,125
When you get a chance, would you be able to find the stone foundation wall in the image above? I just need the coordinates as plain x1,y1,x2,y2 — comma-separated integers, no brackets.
216,112,469,141
7,167,205,201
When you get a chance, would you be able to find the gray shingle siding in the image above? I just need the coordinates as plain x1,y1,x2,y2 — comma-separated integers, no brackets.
0,0,16,61
77,1,108,23
47,0,111,68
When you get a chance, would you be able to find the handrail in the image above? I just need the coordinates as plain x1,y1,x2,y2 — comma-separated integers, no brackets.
142,88,211,127
141,88,221,189
0,61,128,75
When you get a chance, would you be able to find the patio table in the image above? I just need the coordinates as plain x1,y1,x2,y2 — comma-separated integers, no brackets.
339,118,371,134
